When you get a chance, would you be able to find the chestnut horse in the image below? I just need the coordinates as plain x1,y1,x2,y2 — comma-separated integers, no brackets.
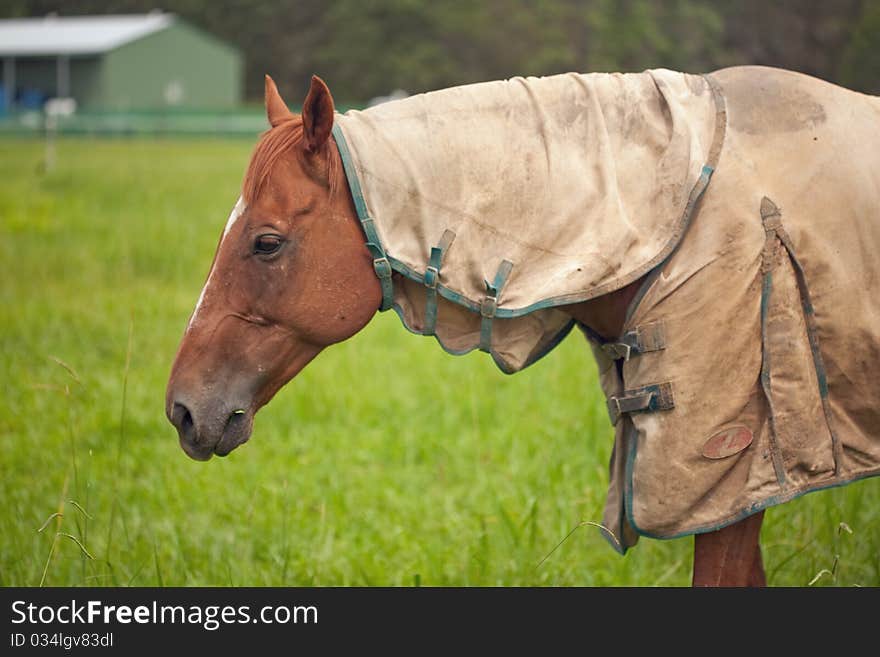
166,75,764,587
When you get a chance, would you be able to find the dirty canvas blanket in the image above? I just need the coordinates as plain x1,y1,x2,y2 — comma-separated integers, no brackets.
333,66,880,550
334,69,718,372
594,67,880,551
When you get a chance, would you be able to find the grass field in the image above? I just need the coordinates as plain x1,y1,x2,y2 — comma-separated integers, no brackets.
1,137,878,587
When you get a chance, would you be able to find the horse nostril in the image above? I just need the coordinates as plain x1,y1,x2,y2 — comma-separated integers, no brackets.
172,402,197,444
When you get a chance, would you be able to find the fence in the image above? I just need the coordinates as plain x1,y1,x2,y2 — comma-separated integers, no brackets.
0,108,285,138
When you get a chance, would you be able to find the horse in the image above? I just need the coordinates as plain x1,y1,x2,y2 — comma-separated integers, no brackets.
166,67,880,587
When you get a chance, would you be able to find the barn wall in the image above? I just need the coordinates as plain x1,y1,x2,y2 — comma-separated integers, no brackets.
99,19,242,110
12,56,102,108
71,58,103,108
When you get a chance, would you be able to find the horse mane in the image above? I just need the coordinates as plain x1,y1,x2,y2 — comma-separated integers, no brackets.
242,116,340,203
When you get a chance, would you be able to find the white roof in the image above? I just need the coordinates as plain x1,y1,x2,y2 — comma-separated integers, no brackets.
0,13,174,57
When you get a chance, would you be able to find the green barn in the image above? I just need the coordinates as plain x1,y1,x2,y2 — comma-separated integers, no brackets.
0,13,242,111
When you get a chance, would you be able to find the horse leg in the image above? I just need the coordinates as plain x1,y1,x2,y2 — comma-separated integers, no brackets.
692,511,766,587
747,539,766,587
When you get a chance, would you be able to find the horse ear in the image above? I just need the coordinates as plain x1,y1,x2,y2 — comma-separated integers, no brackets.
265,75,294,127
302,75,335,152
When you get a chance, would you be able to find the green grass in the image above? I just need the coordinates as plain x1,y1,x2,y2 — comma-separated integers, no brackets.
1,137,877,587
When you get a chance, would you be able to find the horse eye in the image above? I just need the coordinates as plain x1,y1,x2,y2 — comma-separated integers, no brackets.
254,234,283,255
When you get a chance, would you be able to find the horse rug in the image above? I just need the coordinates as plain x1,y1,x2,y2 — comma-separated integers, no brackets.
332,66,880,552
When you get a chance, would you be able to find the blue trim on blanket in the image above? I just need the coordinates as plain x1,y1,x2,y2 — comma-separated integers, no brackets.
389,301,577,373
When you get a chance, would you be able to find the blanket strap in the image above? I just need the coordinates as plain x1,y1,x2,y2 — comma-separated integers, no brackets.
423,230,456,336
600,322,666,361
479,260,514,353
607,383,674,425
757,205,788,487
361,218,394,312
759,197,844,477
331,122,395,312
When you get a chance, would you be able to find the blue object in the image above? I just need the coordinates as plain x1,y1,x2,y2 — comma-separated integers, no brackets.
19,88,46,109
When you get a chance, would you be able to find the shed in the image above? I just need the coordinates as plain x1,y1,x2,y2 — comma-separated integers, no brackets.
0,13,242,111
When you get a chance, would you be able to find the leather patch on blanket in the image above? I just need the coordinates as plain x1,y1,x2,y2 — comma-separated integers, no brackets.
702,425,754,459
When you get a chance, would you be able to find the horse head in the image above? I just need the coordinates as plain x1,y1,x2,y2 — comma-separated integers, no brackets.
166,75,380,460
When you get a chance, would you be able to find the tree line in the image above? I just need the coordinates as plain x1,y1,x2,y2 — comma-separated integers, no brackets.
3,0,878,104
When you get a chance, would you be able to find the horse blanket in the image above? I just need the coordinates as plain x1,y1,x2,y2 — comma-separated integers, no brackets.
332,66,880,551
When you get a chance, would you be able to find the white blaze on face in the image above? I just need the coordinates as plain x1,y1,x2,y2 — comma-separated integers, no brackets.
187,196,247,331
223,195,247,237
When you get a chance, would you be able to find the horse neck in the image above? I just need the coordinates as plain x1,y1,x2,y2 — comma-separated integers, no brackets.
562,278,645,342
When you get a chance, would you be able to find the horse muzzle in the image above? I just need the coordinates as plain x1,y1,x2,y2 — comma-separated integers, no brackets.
167,398,254,461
